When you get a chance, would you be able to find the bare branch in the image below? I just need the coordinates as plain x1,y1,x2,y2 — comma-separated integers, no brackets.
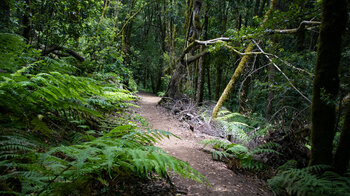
194,37,230,45
266,20,321,34
253,40,312,104
195,38,271,56
224,45,272,56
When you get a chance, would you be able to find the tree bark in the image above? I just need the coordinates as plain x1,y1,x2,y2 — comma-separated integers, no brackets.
23,0,32,43
196,46,204,105
214,59,223,101
333,95,350,174
266,64,276,120
163,0,203,99
239,55,256,114
309,0,347,166
0,0,10,31
211,43,254,120
258,0,268,17
206,60,212,100
254,0,261,17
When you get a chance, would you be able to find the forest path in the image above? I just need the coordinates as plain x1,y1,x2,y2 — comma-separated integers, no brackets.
136,92,272,196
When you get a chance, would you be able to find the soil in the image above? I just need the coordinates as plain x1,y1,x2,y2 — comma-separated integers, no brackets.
135,92,273,196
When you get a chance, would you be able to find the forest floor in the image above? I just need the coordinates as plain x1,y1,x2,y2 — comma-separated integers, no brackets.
135,92,273,196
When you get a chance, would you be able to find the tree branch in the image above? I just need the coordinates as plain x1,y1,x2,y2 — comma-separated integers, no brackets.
253,40,312,103
42,46,85,62
266,20,321,34
194,37,230,45
185,49,209,64
115,2,151,37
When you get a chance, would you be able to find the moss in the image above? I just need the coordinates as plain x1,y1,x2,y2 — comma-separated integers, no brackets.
211,43,254,119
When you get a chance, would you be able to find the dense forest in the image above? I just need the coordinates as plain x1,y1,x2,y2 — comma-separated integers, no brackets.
1,0,350,195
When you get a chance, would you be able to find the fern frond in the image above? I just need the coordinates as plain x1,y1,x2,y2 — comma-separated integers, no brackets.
268,165,350,196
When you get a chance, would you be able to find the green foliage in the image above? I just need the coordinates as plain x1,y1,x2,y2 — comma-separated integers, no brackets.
0,125,206,195
200,139,280,171
0,29,207,194
268,163,350,196
0,66,206,194
0,71,133,128
0,33,40,73
214,110,271,143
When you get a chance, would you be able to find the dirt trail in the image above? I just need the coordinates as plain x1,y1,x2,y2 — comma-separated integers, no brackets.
136,92,272,196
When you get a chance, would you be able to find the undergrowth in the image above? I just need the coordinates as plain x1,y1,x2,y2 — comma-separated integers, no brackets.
0,33,206,195
268,161,350,196
200,139,280,171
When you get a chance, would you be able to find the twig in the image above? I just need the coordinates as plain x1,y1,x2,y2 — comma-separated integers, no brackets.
273,55,313,76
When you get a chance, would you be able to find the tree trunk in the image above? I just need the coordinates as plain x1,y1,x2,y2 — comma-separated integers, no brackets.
309,0,347,166
206,61,212,99
163,0,203,99
197,3,209,104
211,43,254,119
196,46,204,105
296,22,305,52
23,0,32,43
333,95,350,174
211,0,277,120
120,0,137,87
258,0,268,17
214,60,223,101
266,64,276,120
239,56,255,114
0,0,10,31
254,0,261,17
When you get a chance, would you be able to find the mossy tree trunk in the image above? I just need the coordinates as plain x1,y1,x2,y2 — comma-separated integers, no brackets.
196,3,209,105
211,0,277,120
211,43,254,119
309,0,347,166
164,0,203,99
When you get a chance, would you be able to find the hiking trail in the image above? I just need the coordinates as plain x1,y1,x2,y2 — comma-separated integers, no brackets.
136,92,272,196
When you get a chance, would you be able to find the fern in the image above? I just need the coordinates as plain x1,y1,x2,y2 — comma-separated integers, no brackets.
200,139,280,171
268,163,350,196
0,125,207,195
0,37,205,195
211,110,270,144
36,125,207,194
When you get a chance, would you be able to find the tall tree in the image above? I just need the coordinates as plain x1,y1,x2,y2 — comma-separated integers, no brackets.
164,0,206,99
309,0,347,166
